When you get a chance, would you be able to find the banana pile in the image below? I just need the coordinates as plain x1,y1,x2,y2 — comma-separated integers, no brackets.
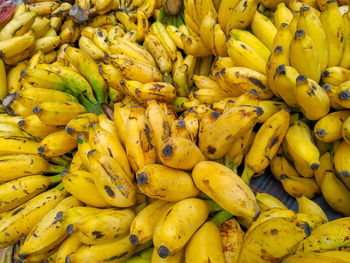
1,0,350,262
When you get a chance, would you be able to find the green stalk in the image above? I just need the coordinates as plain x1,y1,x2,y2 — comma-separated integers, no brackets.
134,240,153,254
211,210,233,227
48,174,62,185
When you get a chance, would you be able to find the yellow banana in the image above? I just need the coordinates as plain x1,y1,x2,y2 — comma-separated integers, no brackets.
225,0,259,34
270,151,300,181
136,164,200,201
150,22,177,61
296,194,328,222
238,217,311,263
88,122,132,180
18,196,82,260
314,111,350,142
0,174,61,213
151,247,184,263
67,235,135,262
251,10,278,51
59,19,75,45
0,30,35,59
0,11,36,41
255,192,288,210
273,3,293,27
320,0,344,67
280,174,321,199
199,10,216,50
34,35,61,53
340,11,350,68
27,1,60,15
181,33,212,57
203,105,262,159
153,198,209,258
321,66,350,86
212,23,228,57
226,37,267,74
33,101,86,126
314,150,333,185
62,170,111,208
65,113,99,139
337,80,350,109
296,217,350,253
242,108,290,184
18,114,62,138
88,150,137,207
193,161,259,218
70,208,135,245
56,234,83,263
31,16,50,38
343,114,350,143
290,30,321,82
334,140,350,181
38,129,77,157
0,185,67,248
321,83,345,110
166,25,184,49
144,33,172,73
282,252,350,263
129,200,173,245
295,75,330,120
218,0,241,31
7,61,27,93
285,120,321,177
27,50,45,70
185,221,225,263
0,136,41,156
298,6,328,71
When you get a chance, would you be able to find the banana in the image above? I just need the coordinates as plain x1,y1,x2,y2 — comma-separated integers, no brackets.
99,63,123,92
320,168,350,216
50,17,63,31
34,35,61,53
0,11,36,41
321,67,350,86
273,3,293,27
166,25,184,50
88,13,116,28
136,164,199,201
52,2,72,17
285,120,321,177
280,174,321,199
31,17,50,38
0,30,35,59
0,174,61,213
290,30,321,83
144,33,172,73
273,23,293,55
241,108,290,184
221,66,273,99
282,253,350,263
211,23,228,57
181,33,212,57
225,0,259,34
17,196,82,260
238,217,311,263
151,247,185,263
314,111,350,142
158,136,204,170
226,37,267,74
113,102,134,145
334,140,350,181
108,37,156,66
271,64,299,107
255,192,288,210
91,28,109,54
343,114,350,143
0,123,31,138
296,194,328,222
270,151,300,181
18,114,62,138
340,11,350,68
153,198,209,258
7,61,27,93
88,150,137,207
27,50,45,70
129,200,172,245
199,10,216,50
107,25,125,40
67,235,135,262
33,101,86,126
150,22,177,61
218,218,244,263
193,161,259,218
251,11,278,51
296,217,350,253
111,55,163,83
65,46,108,104
185,221,225,263
13,1,28,18
27,1,60,15
322,83,345,110
56,234,83,263
320,0,344,67
170,119,192,140
59,19,76,45
298,6,328,71
70,208,135,245
203,105,262,159
218,0,241,31
313,150,332,184
0,184,67,248
65,113,99,139
38,129,77,157
62,169,111,208
337,80,350,109
295,75,330,120
88,122,132,180
0,136,41,156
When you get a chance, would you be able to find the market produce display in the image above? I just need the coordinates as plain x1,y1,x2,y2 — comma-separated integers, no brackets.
0,0,350,262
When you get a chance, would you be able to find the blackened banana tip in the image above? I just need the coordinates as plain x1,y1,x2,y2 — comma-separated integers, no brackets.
129,234,139,244
158,246,170,258
137,172,148,185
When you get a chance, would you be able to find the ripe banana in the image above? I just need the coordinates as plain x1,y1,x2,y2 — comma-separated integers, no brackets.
314,111,350,142
0,136,40,156
255,192,288,210
270,151,300,181
280,174,321,199
251,10,278,51
18,114,62,138
38,129,78,157
193,161,260,219
296,194,328,222
144,33,172,73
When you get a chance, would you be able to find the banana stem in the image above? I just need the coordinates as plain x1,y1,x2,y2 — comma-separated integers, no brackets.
134,240,153,254
49,164,66,174
49,174,62,185
224,156,234,170
241,166,255,185
54,182,65,191
205,199,223,213
211,210,233,227
47,156,71,166
79,94,102,115
198,193,211,200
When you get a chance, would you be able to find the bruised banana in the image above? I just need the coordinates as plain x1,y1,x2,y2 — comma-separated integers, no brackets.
136,164,200,201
